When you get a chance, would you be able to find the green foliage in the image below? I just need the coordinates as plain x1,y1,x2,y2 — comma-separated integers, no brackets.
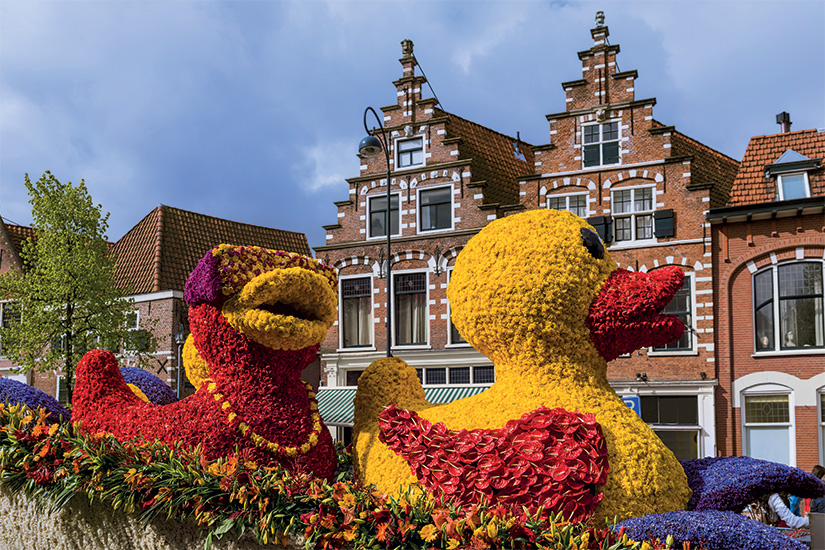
0,172,157,402
0,404,660,550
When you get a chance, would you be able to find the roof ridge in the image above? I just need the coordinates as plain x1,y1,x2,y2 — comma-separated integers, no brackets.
747,128,822,141
438,108,534,147
161,204,307,238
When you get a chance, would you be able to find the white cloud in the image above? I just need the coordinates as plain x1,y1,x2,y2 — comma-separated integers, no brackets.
296,139,358,193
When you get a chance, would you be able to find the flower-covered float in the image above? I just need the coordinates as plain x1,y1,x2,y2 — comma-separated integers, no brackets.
0,230,822,550
72,245,339,479
354,209,690,522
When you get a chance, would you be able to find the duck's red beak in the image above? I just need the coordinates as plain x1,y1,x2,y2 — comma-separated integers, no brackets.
586,266,685,362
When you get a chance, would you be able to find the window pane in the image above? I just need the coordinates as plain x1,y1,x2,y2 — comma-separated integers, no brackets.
655,430,698,461
570,195,588,217
754,270,774,308
780,297,824,348
634,188,653,211
420,187,451,206
398,138,422,152
395,273,427,345
548,196,565,211
369,195,399,237
780,174,808,200
473,365,495,384
613,190,632,213
614,217,632,241
602,122,619,141
426,368,446,385
640,396,698,425
342,277,371,298
583,125,599,144
636,214,653,239
744,395,789,423
346,370,363,386
602,141,620,165
746,426,790,464
342,296,371,347
779,263,823,297
450,318,466,343
449,367,471,384
756,304,775,350
583,145,600,167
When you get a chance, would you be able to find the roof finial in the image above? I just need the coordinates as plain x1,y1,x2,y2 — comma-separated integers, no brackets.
401,39,414,58
595,11,605,27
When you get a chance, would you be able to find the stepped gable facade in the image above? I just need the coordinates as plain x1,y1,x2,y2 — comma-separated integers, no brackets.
1,206,313,400
708,120,825,471
315,18,740,460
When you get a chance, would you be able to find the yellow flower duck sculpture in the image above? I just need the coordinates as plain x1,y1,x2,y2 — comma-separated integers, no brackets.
353,209,692,522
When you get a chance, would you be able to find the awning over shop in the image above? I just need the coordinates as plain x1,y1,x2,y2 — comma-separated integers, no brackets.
316,386,490,427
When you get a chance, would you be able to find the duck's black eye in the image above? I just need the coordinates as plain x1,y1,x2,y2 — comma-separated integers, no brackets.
580,228,604,259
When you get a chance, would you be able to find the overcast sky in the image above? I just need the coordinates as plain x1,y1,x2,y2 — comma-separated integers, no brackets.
1,0,823,251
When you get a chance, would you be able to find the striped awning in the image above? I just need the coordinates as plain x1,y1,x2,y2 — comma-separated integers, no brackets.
316,386,490,427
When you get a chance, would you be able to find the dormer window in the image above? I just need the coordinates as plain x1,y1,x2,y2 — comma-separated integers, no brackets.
765,148,819,201
397,137,424,168
777,173,810,200
583,121,620,167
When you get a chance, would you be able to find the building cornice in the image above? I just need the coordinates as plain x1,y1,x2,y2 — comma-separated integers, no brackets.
706,196,825,223
314,227,484,253
545,98,657,121
346,158,469,185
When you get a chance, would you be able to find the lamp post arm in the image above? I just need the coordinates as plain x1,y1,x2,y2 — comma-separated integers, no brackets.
363,106,394,358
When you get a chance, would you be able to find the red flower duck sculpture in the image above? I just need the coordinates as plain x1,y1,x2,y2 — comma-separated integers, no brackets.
72,245,339,480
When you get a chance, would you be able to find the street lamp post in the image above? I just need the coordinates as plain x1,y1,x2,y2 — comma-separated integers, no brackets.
359,107,393,358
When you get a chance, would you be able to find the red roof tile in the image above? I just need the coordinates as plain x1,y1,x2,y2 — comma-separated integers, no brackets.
439,109,534,206
4,224,36,258
730,129,825,206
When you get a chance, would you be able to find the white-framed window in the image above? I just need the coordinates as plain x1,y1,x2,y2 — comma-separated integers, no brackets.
612,187,654,243
641,395,700,461
583,121,620,168
820,391,825,465
340,276,372,348
396,137,424,169
447,269,468,346
753,261,824,352
777,172,811,201
743,391,794,465
0,301,21,357
367,193,400,239
415,365,495,386
56,375,69,406
547,192,589,218
344,369,364,387
418,186,453,232
652,274,695,353
393,271,428,346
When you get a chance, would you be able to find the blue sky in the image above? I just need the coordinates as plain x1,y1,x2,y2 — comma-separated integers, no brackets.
1,0,823,251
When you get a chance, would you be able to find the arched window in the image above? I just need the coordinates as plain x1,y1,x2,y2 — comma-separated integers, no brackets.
753,261,824,352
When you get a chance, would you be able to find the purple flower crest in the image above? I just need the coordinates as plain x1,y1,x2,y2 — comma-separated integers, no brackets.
184,250,223,306
0,378,70,423
682,456,825,513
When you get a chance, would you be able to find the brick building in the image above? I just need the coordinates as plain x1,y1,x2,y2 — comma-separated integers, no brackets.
708,118,825,470
0,205,314,401
315,19,741,459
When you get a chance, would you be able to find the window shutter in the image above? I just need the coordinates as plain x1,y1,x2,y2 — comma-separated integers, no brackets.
586,216,613,243
654,209,675,238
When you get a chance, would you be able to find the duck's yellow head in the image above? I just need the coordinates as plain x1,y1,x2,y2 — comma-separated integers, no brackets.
448,210,684,372
185,245,338,351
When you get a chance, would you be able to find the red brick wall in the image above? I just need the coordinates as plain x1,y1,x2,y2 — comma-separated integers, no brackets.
712,212,825,468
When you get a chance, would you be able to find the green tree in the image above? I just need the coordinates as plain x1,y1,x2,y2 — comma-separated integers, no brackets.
0,172,156,403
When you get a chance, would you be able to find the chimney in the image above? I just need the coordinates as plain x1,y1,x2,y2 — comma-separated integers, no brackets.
776,111,792,133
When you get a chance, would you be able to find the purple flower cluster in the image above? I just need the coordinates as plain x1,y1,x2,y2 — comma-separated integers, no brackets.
618,510,806,550
682,456,825,512
0,378,69,423
184,252,223,306
120,367,178,406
